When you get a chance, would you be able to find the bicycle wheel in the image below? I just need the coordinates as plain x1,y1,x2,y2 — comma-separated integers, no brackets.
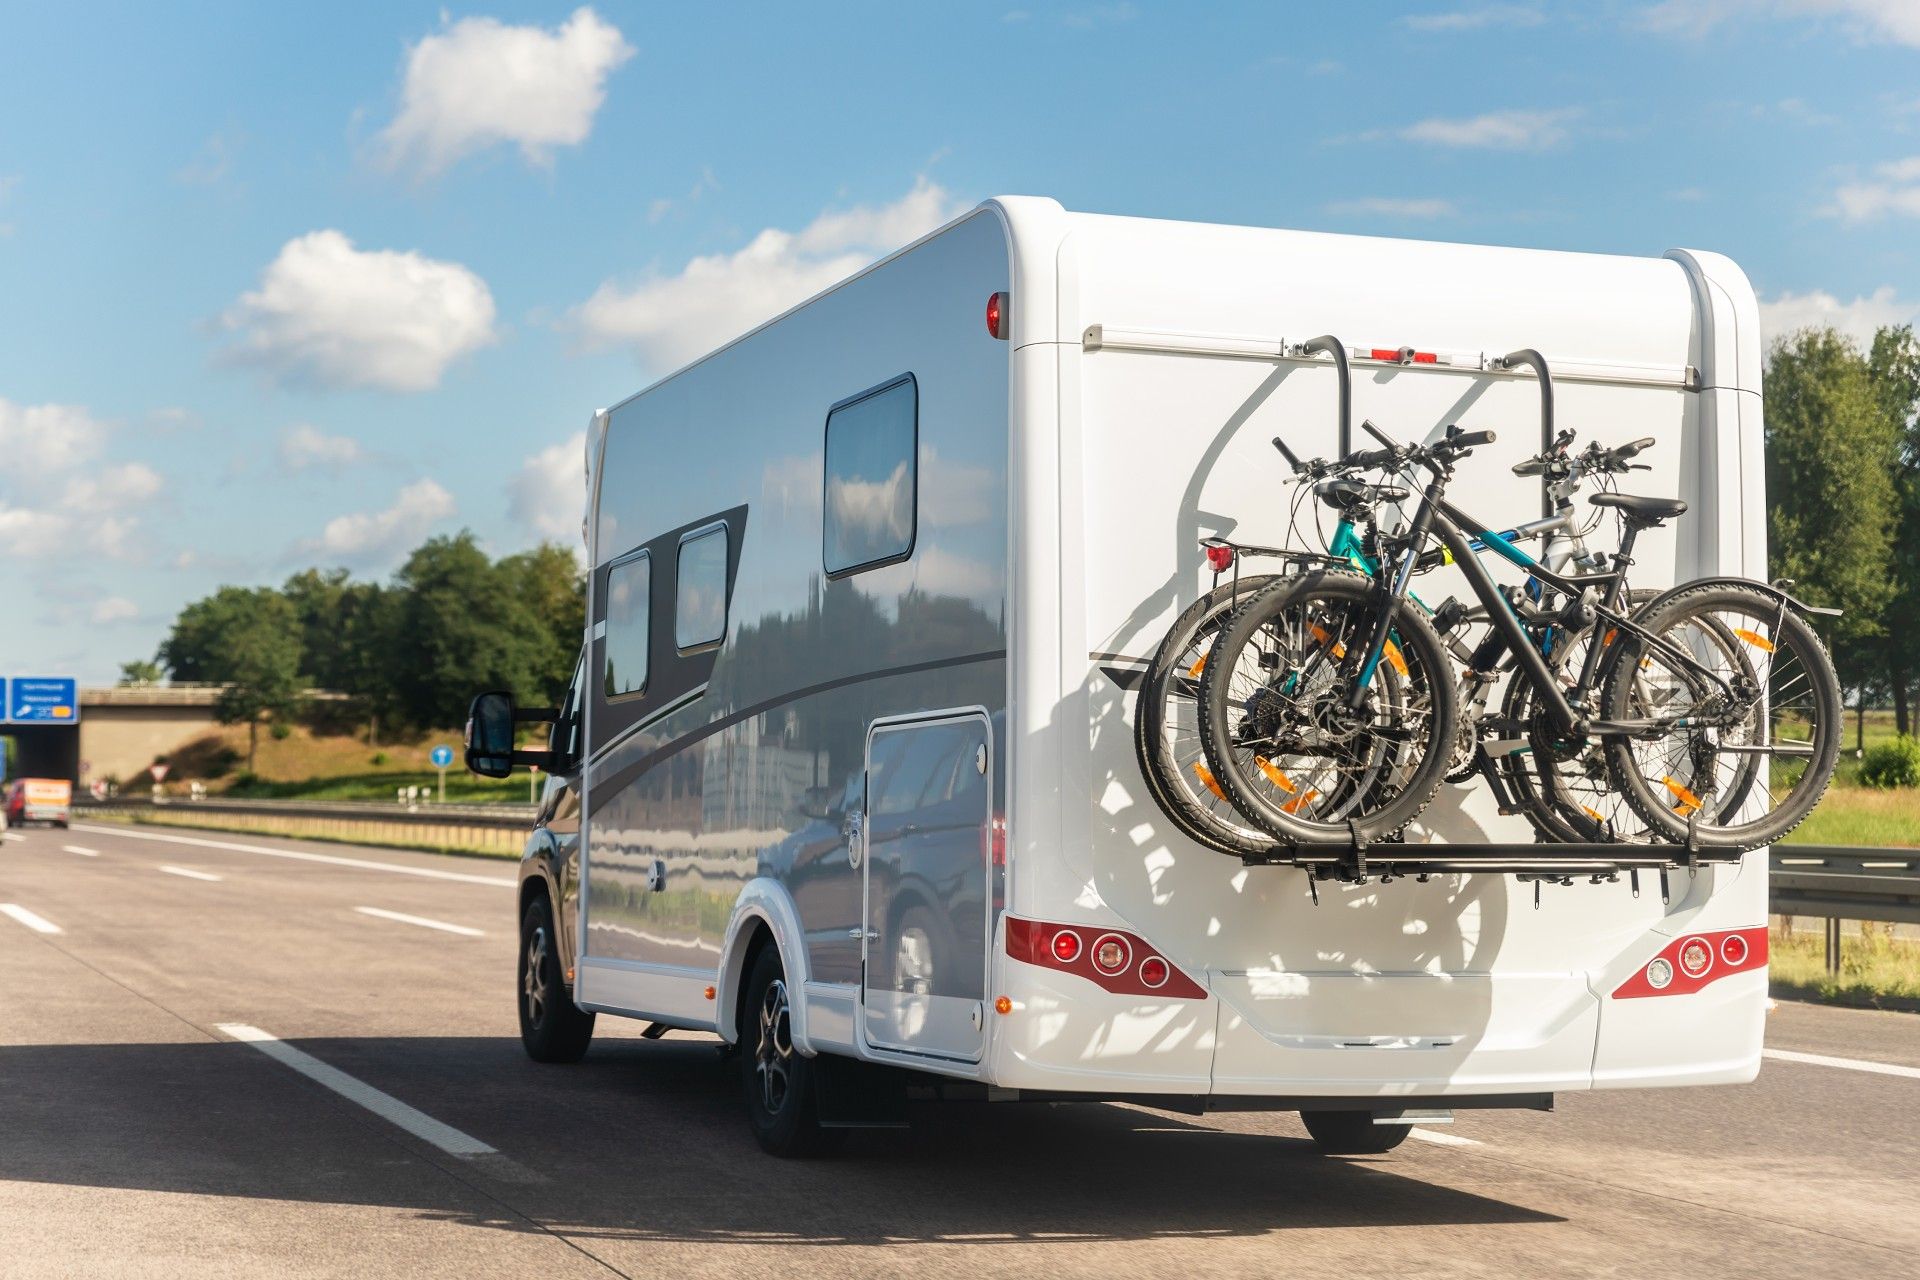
1133,575,1283,857
1599,583,1841,850
1198,571,1456,845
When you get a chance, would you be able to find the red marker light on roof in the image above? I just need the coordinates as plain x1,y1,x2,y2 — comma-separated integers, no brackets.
1206,544,1235,572
987,291,1010,340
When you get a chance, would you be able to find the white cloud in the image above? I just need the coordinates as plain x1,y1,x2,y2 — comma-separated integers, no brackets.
1639,1,1920,47
1325,196,1458,219
90,596,139,624
509,432,586,541
572,177,966,371
295,478,455,563
279,423,365,472
0,398,110,469
222,230,497,392
1759,285,1919,348
1828,156,1920,221
1401,108,1577,150
0,403,163,563
378,7,634,176
1403,7,1545,31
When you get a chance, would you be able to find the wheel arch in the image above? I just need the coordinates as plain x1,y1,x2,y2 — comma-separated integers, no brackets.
716,878,815,1054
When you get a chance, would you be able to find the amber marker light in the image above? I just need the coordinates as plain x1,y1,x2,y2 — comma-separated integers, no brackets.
703,985,716,1001
995,996,1013,1015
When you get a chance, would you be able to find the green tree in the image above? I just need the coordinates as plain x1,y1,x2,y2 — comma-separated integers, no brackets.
159,586,306,770
1764,330,1902,706
389,532,552,730
117,659,162,687
1869,324,1920,733
495,541,586,706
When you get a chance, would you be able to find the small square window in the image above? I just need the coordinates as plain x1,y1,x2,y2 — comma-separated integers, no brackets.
824,375,916,576
604,551,650,699
676,524,729,650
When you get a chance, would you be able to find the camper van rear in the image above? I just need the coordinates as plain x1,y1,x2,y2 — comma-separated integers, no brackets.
461,197,1771,1156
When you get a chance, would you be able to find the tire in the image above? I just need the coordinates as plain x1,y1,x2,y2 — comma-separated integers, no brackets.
1199,571,1457,845
740,945,843,1157
1133,575,1284,857
1600,584,1842,850
1302,1110,1412,1155
518,894,595,1063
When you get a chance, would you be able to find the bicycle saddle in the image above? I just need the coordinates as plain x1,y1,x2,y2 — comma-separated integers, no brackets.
1316,478,1409,510
1590,492,1687,524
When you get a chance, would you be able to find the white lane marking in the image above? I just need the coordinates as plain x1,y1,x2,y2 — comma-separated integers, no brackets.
0,903,62,934
1764,1047,1920,1081
1411,1127,1482,1147
1,832,23,843
71,824,513,888
159,865,224,882
355,906,484,937
62,844,100,857
217,1023,497,1157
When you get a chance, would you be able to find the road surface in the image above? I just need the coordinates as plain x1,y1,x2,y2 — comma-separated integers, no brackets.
2,819,1916,1278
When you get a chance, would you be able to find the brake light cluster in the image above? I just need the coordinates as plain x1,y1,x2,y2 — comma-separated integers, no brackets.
1005,917,1206,999
1611,926,1766,999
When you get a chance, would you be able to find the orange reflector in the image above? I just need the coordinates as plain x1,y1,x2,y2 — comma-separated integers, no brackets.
566,966,576,982
1309,622,1347,659
1733,627,1775,652
1662,777,1703,815
703,985,716,1001
1281,787,1319,815
1581,805,1603,823
1187,654,1208,679
994,995,1012,1015
1603,628,1617,647
1383,639,1409,677
1190,761,1227,800
1253,756,1299,793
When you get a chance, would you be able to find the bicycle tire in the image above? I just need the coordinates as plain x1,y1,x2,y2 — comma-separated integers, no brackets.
1132,575,1284,857
1198,571,1457,845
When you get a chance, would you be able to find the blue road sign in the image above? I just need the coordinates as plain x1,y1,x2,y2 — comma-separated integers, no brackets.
430,745,454,768
7,677,79,724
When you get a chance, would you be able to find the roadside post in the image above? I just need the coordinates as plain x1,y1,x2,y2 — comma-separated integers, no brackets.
431,744,453,804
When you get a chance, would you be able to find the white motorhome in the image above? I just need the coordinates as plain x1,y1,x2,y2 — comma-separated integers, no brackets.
467,197,1769,1155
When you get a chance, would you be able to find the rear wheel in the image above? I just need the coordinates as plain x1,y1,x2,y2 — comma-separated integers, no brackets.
741,945,843,1157
1133,575,1282,857
1302,1109,1412,1155
518,894,595,1063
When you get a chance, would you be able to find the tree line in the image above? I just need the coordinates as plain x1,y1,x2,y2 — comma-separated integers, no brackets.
129,533,582,769
1766,323,1920,733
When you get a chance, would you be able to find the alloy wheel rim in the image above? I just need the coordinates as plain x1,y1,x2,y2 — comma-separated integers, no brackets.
524,926,549,1027
755,977,793,1114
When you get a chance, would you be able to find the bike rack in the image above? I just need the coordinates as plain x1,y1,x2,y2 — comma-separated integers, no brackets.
1492,348,1555,519
1291,334,1352,458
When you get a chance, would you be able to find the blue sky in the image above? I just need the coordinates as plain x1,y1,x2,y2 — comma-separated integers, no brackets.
2,0,1918,683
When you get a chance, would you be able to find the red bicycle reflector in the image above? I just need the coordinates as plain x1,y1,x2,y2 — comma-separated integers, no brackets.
986,291,1009,340
1139,956,1170,988
1206,544,1235,572
1051,930,1082,963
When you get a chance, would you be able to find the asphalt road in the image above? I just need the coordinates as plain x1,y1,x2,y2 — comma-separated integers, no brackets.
2,820,1917,1279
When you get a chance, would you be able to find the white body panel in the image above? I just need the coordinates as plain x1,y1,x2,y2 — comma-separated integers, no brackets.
575,197,1769,1104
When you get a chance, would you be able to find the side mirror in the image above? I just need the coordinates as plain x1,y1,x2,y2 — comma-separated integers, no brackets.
463,691,560,778
464,692,518,778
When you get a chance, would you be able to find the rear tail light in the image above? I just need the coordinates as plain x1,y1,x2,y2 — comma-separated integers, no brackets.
1206,544,1236,572
986,291,1010,340
1005,917,1205,999
1613,926,1764,999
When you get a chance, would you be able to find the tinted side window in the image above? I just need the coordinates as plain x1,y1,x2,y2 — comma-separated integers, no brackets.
675,523,728,650
604,551,650,699
824,375,916,576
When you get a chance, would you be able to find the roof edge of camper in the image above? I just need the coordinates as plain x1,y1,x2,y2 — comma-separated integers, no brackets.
1081,324,1700,393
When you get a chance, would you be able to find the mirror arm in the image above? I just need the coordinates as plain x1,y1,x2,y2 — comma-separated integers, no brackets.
510,749,556,769
514,707,560,723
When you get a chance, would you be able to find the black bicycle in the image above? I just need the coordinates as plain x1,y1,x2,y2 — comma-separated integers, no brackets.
1196,425,1843,851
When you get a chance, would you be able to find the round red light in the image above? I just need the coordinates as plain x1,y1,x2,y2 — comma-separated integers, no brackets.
1051,930,1082,963
986,291,1008,339
1139,956,1170,989
1678,938,1712,978
1206,544,1235,572
1721,934,1749,966
1092,934,1131,974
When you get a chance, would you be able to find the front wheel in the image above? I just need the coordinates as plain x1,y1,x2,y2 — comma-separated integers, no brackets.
1601,584,1842,850
1302,1110,1412,1155
518,894,595,1063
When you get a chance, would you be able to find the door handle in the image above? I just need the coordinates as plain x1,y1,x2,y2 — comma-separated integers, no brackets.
843,811,866,868
846,927,879,941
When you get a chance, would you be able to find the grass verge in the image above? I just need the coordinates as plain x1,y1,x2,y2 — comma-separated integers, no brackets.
1770,923,1920,1010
